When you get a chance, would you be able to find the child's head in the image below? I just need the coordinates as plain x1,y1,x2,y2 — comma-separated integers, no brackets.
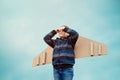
56,25,69,38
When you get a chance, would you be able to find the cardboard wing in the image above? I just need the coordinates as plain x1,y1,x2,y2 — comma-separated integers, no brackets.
32,36,107,67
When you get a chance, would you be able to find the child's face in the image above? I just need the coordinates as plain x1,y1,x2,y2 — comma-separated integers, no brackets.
56,26,69,38
57,30,66,38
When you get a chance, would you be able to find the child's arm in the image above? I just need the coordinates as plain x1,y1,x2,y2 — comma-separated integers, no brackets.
43,30,57,48
64,26,79,47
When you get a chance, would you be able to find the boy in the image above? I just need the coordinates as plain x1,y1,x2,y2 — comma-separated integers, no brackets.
44,25,79,80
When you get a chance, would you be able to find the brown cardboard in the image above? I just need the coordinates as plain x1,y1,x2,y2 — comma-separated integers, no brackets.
32,36,107,67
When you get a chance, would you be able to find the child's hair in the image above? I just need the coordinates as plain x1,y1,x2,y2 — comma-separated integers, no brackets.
61,25,68,28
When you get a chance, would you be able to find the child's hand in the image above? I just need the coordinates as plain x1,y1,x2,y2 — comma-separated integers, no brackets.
55,27,65,33
55,28,60,33
59,26,65,30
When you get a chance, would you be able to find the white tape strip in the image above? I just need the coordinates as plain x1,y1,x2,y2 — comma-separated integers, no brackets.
90,42,94,56
98,44,101,56
41,52,45,65
36,56,40,65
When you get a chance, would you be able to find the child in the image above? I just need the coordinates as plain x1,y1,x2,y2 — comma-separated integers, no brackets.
44,25,79,80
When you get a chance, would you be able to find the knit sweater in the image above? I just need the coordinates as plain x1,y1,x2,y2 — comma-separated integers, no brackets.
44,27,79,66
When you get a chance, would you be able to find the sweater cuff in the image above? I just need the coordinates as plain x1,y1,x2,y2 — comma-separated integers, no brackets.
51,30,57,34
63,26,69,32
